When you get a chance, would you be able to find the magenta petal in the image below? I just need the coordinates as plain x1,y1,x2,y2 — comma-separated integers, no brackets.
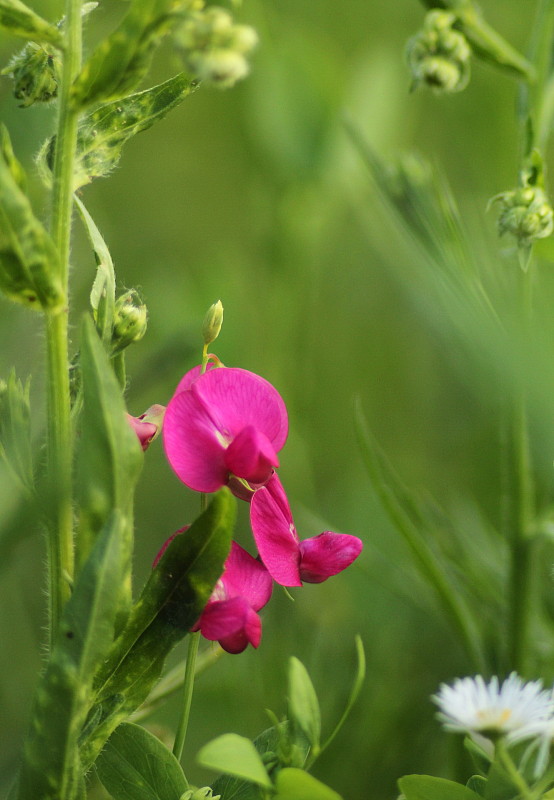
219,606,262,653
224,425,279,484
199,596,250,640
127,414,158,451
299,532,363,584
223,541,273,611
250,478,302,587
163,387,228,492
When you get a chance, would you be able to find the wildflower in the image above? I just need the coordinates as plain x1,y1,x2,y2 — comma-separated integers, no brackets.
406,10,471,94
432,673,554,743
127,404,165,451
250,474,363,587
163,365,288,494
192,541,273,653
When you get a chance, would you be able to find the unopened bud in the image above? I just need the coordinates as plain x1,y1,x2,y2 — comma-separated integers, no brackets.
202,299,224,345
406,10,471,94
179,788,221,800
112,289,148,352
2,42,61,107
494,186,554,246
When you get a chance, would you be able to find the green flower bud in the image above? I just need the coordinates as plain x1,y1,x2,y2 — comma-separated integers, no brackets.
202,299,224,345
180,788,221,800
406,10,471,93
112,289,148,352
175,6,258,88
495,186,554,246
2,42,61,108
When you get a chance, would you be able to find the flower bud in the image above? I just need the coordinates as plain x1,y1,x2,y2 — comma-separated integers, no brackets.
175,6,258,88
2,42,61,108
180,787,221,800
112,289,148,352
406,10,471,93
127,404,166,451
202,299,224,345
495,186,554,246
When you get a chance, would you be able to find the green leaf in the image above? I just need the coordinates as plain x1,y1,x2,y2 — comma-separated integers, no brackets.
399,775,483,800
71,0,183,109
288,657,321,753
16,512,127,800
74,196,115,348
0,124,64,311
197,734,272,789
466,776,486,797
0,369,32,492
79,490,235,770
274,768,342,800
77,315,143,564
95,722,188,800
0,0,62,46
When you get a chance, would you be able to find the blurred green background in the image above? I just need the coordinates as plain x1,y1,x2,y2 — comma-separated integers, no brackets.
0,1,551,798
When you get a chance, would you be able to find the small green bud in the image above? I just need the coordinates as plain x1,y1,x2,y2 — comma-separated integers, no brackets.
495,185,554,246
175,6,258,88
2,42,61,107
202,299,224,345
180,788,221,800
112,289,148,352
406,10,471,93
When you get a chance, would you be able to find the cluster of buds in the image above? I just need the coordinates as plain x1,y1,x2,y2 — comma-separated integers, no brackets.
494,185,554,248
175,5,258,88
406,10,471,94
1,42,61,107
111,289,148,353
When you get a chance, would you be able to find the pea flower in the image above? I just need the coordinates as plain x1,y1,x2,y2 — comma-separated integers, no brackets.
127,404,166,451
163,365,288,494
250,474,363,587
433,673,554,744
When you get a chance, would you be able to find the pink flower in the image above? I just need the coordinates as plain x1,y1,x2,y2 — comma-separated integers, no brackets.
163,365,288,494
127,404,166,451
250,475,363,587
193,541,273,653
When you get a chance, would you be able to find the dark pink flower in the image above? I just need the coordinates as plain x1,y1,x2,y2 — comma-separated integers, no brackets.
163,366,288,493
193,541,273,653
250,474,363,587
127,404,166,451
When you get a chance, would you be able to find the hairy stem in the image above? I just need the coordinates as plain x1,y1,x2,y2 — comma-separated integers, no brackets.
46,0,83,647
172,631,201,776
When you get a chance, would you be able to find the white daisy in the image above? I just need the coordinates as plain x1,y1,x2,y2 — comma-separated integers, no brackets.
432,673,554,743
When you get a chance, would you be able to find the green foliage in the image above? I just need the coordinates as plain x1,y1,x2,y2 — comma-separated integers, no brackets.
0,124,64,311
16,512,127,800
95,721,188,800
0,369,32,492
288,657,321,755
79,490,235,769
1,41,61,107
197,734,272,789
0,0,62,47
71,0,189,109
399,775,483,800
273,768,342,800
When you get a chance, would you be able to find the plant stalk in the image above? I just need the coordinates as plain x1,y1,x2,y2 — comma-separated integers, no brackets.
45,0,83,647
172,630,201,775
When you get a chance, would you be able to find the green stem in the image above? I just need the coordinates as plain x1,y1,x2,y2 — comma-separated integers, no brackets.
495,739,534,800
172,630,201,774
524,0,554,151
45,0,83,647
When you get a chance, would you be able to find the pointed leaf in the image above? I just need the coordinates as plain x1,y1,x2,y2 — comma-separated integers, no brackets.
16,512,127,800
274,768,342,800
96,722,188,800
71,0,182,109
80,490,235,769
197,734,272,789
319,635,365,758
0,0,62,46
74,196,115,348
399,775,483,800
288,657,321,752
0,369,32,492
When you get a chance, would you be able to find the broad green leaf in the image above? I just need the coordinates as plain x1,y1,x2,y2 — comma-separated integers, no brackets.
288,658,321,752
77,315,143,565
16,512,127,800
96,722,188,800
399,775,483,800
0,369,32,492
0,0,62,46
197,734,272,789
74,196,115,348
71,0,185,109
274,768,342,800
0,125,64,311
80,490,235,769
